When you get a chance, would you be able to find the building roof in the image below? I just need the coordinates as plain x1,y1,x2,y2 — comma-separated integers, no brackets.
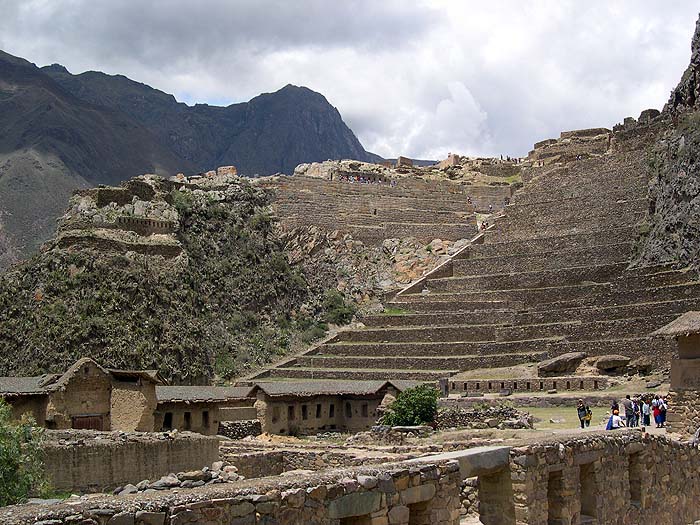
156,386,253,403
249,380,419,398
0,358,165,397
0,376,54,396
652,311,700,337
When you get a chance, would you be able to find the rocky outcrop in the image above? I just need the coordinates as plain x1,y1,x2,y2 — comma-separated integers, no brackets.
595,355,631,372
537,352,587,377
664,15,700,115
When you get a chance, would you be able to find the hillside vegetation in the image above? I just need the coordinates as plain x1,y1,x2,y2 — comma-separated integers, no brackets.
0,180,347,383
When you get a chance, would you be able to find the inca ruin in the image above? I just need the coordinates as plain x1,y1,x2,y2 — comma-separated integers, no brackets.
1,5,700,525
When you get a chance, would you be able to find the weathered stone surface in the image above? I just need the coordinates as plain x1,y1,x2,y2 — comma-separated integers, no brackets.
400,484,436,505
327,492,382,519
537,352,587,376
596,354,631,371
134,511,165,525
107,513,134,525
388,505,410,524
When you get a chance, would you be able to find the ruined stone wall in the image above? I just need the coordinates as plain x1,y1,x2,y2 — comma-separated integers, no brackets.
6,461,463,525
41,430,220,493
217,419,262,440
511,432,700,525
155,402,222,435
666,389,700,436
5,395,47,424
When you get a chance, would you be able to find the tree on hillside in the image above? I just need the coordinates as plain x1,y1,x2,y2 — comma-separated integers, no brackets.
0,400,46,506
380,384,440,426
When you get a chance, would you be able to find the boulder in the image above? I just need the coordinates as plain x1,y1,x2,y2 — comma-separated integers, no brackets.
630,356,654,375
537,352,587,376
596,355,631,371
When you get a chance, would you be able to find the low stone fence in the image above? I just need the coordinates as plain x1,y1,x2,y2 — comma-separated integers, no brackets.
4,460,464,525
217,419,262,439
41,430,220,493
436,405,532,430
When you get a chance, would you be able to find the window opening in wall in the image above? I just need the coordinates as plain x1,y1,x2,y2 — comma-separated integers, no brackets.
579,462,597,520
526,382,531,390
345,402,352,418
329,404,335,418
488,382,492,390
316,404,322,418
513,382,517,390
539,381,544,390
628,453,643,506
272,406,280,423
361,403,368,417
553,381,557,389
547,469,564,525
163,412,173,430
451,382,455,390
566,381,571,389
580,381,584,389
594,380,599,389
288,406,295,421
183,412,191,430
476,382,480,390
302,405,308,420
464,382,468,390
202,410,209,429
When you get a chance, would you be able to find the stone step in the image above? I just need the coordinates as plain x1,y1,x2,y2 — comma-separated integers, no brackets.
451,242,634,276
422,263,629,293
261,367,452,381
295,353,548,371
415,282,614,306
314,339,562,357
469,227,639,260
515,296,700,325
385,299,518,313
531,281,700,311
361,310,516,328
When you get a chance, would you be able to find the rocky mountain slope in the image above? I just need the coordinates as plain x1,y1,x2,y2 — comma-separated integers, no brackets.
634,15,700,268
0,50,377,267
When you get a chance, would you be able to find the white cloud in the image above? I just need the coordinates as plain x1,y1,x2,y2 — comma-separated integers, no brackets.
0,0,697,159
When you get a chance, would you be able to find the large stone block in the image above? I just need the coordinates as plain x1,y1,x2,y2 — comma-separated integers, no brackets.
671,359,700,390
328,491,383,519
400,484,436,505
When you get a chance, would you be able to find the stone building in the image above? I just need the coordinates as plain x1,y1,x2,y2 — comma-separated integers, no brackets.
250,380,412,435
0,358,163,431
396,155,413,167
155,385,256,435
653,311,700,435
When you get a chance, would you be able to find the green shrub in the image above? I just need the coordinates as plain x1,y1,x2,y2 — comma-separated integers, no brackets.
322,289,356,325
0,400,47,506
381,384,440,426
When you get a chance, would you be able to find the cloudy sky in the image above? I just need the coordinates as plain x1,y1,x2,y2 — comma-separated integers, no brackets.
0,1,697,159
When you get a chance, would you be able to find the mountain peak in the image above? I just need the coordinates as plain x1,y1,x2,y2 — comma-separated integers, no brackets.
41,63,71,75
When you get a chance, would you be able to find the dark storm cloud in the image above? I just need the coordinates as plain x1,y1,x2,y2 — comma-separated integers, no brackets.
0,1,698,159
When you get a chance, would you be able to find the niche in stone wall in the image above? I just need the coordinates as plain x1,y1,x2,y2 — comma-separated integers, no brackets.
628,453,643,506
547,469,564,525
340,516,372,525
478,469,516,525
579,462,598,520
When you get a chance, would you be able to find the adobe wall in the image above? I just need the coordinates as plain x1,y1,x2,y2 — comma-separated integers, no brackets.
110,380,157,432
155,402,222,435
255,393,386,435
41,430,220,493
6,394,47,424
45,360,112,430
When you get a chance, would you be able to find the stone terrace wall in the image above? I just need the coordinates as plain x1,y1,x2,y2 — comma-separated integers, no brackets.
41,430,220,492
447,376,609,395
3,461,463,525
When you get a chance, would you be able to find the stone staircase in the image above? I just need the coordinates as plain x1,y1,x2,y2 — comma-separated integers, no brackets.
251,148,700,383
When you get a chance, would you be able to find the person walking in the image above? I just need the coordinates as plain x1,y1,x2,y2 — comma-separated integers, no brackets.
622,395,634,426
652,395,661,428
658,397,668,428
576,400,591,429
642,398,651,427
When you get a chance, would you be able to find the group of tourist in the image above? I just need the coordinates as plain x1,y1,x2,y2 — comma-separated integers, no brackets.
337,174,396,186
577,394,669,430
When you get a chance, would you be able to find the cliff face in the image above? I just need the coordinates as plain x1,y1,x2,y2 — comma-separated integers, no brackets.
633,14,700,268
